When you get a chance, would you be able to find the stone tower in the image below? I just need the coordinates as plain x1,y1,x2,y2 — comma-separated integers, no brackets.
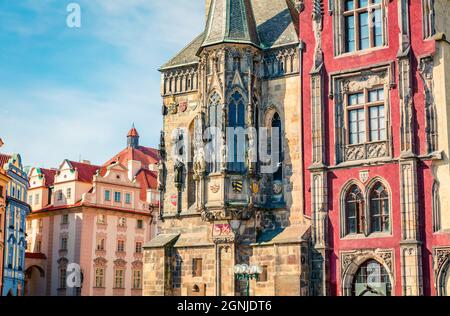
143,0,310,296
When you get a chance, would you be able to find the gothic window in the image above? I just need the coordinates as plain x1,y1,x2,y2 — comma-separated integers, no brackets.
347,88,386,145
352,260,392,296
345,185,365,235
369,182,390,233
433,181,441,232
422,0,435,39
228,91,246,173
341,0,385,54
271,113,283,181
207,92,222,173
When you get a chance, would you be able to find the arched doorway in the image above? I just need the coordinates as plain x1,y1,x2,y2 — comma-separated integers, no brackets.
352,260,392,296
437,260,450,296
24,265,45,296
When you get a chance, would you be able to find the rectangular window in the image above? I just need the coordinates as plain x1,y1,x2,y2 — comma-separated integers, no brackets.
36,240,42,253
60,237,68,251
114,192,121,203
125,193,131,204
115,269,124,289
136,219,143,229
57,190,63,201
347,88,387,145
117,240,125,252
97,238,105,251
35,193,40,205
95,268,104,288
28,194,32,205
423,0,435,39
104,190,111,202
133,270,142,289
61,214,69,225
343,0,384,53
59,268,67,289
38,219,43,233
135,242,142,253
192,258,203,277
66,188,71,199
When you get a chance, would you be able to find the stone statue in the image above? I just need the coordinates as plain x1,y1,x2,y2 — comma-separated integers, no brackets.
157,160,165,190
174,158,184,189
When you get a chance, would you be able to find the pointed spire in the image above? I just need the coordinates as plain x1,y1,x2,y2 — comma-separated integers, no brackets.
202,0,260,49
127,124,140,148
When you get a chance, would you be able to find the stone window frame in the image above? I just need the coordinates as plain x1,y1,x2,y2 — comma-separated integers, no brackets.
340,249,395,296
340,177,393,239
113,259,127,289
332,0,389,57
227,88,247,174
330,64,394,165
422,0,435,39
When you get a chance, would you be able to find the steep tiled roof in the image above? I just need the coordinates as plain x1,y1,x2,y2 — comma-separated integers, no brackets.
202,0,260,48
39,168,57,187
161,0,299,70
0,154,12,168
102,146,159,172
67,161,101,183
127,125,139,137
135,169,158,200
160,33,205,70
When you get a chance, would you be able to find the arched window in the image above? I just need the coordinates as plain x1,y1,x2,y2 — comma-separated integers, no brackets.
345,185,365,235
271,113,283,181
369,182,390,233
228,91,246,173
352,260,392,296
207,92,222,173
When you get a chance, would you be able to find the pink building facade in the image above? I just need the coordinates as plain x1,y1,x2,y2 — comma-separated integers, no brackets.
24,128,159,296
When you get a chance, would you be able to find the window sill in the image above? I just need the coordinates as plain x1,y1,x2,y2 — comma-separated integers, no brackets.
335,46,388,59
341,232,392,240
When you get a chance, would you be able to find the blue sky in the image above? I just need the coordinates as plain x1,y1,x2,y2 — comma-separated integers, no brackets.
0,0,205,168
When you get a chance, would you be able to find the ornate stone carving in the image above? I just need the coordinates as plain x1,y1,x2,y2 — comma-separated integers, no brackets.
344,141,388,162
434,248,450,273
419,56,438,153
341,249,394,279
311,0,324,71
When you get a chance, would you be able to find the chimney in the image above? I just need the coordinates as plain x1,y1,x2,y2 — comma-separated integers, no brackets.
81,160,91,165
206,0,212,23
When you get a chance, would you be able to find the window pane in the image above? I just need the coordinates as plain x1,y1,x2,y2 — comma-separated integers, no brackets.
345,16,355,52
359,12,370,50
374,9,383,46
345,0,354,10
359,0,368,7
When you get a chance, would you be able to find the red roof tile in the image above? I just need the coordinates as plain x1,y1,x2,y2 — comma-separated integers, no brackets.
127,126,139,137
40,168,57,187
136,169,158,200
0,154,12,168
25,252,47,260
67,161,101,183
101,146,159,176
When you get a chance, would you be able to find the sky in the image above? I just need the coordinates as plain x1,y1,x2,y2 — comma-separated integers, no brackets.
0,0,205,168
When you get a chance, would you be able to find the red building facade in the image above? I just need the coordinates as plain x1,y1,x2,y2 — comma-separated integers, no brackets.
299,0,450,296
